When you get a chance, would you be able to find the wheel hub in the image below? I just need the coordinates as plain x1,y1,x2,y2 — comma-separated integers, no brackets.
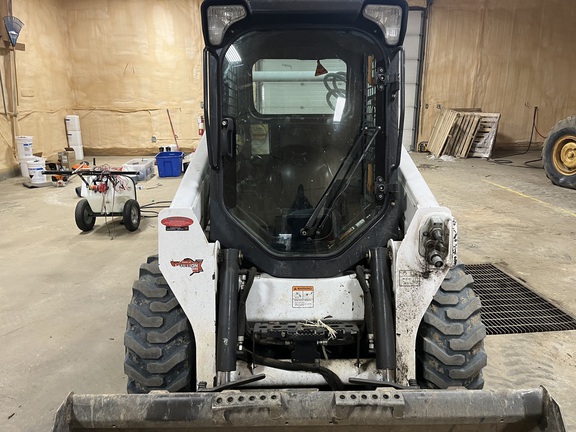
130,207,139,225
560,141,576,169
553,135,576,175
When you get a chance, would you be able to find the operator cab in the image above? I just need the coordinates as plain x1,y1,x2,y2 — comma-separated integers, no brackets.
202,0,408,278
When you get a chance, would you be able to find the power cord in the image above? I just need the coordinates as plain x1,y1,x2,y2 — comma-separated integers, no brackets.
489,107,547,168
139,200,172,218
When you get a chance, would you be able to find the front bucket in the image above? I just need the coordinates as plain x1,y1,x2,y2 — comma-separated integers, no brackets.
52,387,565,432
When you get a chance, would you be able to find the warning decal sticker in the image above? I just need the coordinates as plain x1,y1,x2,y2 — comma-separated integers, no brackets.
292,286,314,308
399,270,420,287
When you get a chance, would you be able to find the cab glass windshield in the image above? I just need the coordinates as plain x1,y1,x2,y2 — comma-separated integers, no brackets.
221,30,385,255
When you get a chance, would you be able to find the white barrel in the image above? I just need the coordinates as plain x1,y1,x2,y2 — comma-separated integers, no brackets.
67,130,82,146
71,145,84,160
65,115,81,131
16,136,33,159
19,156,36,177
27,158,46,184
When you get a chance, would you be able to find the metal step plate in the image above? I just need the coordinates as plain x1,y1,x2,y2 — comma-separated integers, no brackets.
467,263,576,335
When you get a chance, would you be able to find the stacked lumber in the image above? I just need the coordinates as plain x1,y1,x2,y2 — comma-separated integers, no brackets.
427,108,500,158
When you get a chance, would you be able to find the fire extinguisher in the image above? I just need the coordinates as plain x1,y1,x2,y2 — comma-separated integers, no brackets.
197,115,205,136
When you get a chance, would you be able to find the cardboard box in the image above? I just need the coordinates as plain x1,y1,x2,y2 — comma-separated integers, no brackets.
59,150,77,169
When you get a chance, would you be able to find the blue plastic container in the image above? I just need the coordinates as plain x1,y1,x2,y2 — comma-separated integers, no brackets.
156,151,183,177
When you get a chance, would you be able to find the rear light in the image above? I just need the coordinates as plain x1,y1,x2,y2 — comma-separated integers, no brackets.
363,5,402,45
161,216,194,228
206,5,247,45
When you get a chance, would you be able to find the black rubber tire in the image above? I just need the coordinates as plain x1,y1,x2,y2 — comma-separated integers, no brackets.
417,264,487,389
124,257,195,393
542,115,576,190
122,199,141,232
74,199,96,231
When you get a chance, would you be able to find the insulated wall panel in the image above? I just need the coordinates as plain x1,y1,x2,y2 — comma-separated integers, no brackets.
0,0,75,176
419,0,576,148
62,0,204,154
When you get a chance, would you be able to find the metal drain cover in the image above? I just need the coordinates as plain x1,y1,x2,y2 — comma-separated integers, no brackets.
467,263,576,335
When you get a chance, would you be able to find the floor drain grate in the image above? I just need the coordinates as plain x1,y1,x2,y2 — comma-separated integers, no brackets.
467,263,576,335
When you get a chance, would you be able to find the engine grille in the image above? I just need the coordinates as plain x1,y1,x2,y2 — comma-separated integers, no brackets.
467,263,576,335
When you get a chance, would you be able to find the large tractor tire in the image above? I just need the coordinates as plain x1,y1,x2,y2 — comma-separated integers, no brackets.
542,115,576,190
417,264,487,389
124,256,195,393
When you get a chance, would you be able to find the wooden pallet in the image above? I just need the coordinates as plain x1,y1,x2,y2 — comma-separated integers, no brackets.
427,109,500,158
428,109,460,157
453,112,482,158
469,113,501,158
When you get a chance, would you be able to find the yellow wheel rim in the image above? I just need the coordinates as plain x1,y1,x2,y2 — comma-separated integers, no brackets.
552,134,576,176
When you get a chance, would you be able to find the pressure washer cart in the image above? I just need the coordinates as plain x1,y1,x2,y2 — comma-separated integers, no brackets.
45,168,141,232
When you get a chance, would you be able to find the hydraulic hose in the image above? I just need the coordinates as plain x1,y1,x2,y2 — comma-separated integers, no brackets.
240,352,344,391
355,266,374,343
238,267,257,340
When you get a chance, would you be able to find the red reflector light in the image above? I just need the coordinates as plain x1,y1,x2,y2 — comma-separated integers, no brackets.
161,216,194,228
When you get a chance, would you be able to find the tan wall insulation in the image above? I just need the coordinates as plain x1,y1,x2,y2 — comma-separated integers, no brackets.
63,0,204,156
407,0,427,7
419,0,576,148
1,0,204,177
0,0,76,175
0,52,15,176
2,0,576,176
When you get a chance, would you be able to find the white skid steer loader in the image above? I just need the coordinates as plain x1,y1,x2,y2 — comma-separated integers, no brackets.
52,0,566,430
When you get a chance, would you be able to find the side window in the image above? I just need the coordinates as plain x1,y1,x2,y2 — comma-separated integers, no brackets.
252,59,347,116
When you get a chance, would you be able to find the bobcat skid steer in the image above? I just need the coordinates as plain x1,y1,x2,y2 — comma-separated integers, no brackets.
52,0,565,430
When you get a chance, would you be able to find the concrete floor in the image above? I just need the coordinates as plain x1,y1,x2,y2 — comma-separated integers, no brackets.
0,150,575,431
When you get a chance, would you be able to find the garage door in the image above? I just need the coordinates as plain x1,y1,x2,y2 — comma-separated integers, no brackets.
403,9,424,150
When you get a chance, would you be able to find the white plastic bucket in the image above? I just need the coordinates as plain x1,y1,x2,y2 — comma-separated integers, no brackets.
16,136,33,160
71,145,84,160
27,158,46,184
65,115,81,131
67,130,82,146
19,156,36,177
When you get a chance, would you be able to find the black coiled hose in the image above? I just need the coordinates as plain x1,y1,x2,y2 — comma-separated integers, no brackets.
239,352,344,391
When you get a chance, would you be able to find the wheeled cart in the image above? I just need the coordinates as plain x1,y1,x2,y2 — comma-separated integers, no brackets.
44,168,141,232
